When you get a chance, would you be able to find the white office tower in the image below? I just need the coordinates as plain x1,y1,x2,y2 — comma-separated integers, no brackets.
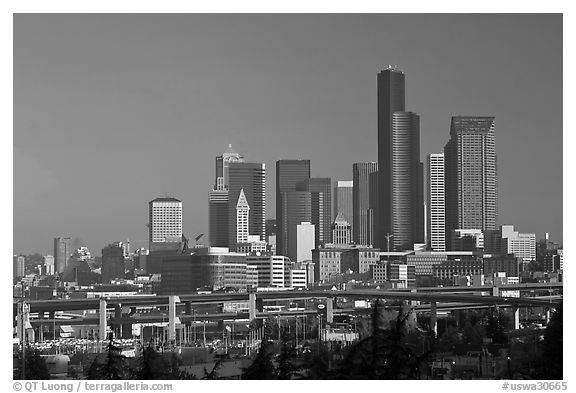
148,197,183,243
236,188,250,244
296,222,316,262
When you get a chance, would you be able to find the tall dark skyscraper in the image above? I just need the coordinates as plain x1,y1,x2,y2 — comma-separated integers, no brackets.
353,162,378,247
377,66,424,250
209,145,244,247
276,160,311,257
228,162,266,247
444,116,497,249
296,178,332,246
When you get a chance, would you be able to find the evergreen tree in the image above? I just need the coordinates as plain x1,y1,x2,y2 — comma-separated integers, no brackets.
86,333,133,380
13,347,51,380
483,309,509,345
333,300,431,379
243,337,277,379
540,303,562,379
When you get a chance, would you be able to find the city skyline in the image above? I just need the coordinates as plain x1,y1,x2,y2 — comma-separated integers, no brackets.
13,14,563,255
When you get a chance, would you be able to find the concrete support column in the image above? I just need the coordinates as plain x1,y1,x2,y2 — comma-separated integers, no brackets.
512,307,520,330
168,296,180,341
99,298,107,340
430,301,437,338
326,298,334,324
114,304,122,338
248,293,257,321
492,286,499,297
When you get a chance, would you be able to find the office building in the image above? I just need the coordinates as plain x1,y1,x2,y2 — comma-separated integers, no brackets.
377,66,424,251
425,153,446,251
209,145,245,247
284,191,312,261
54,236,71,274
444,116,497,249
209,190,229,247
13,255,25,278
276,160,311,257
101,243,125,283
387,262,416,288
296,222,315,262
228,162,266,248
340,247,380,274
433,257,484,281
334,180,353,237
312,248,343,282
235,189,250,244
485,225,535,264
331,213,352,246
451,229,484,251
483,255,523,278
148,197,183,251
297,178,332,246
44,255,55,276
161,248,249,294
353,162,378,247
246,254,291,288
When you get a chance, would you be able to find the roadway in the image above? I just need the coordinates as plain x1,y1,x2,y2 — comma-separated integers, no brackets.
17,283,563,315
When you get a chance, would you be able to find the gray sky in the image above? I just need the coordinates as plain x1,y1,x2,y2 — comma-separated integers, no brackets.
13,14,563,255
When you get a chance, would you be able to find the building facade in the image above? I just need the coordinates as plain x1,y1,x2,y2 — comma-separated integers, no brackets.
425,153,446,251
296,178,332,246
444,116,497,249
101,243,125,283
235,189,250,244
334,180,353,237
54,236,71,274
377,66,424,251
331,213,352,246
276,160,311,258
148,197,183,250
353,162,378,247
228,162,266,247
296,222,315,262
209,145,245,247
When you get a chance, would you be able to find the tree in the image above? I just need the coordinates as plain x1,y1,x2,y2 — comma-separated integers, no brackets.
86,333,133,380
483,309,509,345
539,303,562,379
243,338,277,379
13,347,51,380
333,300,432,379
277,330,297,380
437,323,462,353
136,343,195,380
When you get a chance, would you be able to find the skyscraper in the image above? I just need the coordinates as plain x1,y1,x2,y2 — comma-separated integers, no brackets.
285,191,312,261
276,160,311,256
444,116,497,249
228,162,266,247
353,162,378,247
425,153,446,251
297,178,332,246
101,242,125,283
209,145,244,247
54,236,71,274
334,180,353,236
148,197,183,250
235,188,250,244
377,66,424,250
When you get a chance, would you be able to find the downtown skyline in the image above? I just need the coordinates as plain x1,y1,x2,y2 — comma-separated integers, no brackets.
13,14,563,255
